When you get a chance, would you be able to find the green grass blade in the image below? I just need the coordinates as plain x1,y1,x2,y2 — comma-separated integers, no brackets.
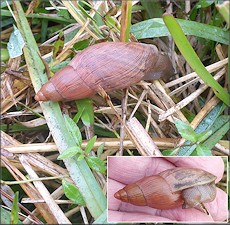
130,18,229,45
163,13,230,106
12,1,106,219
10,192,19,224
202,115,230,149
93,209,108,224
2,9,76,23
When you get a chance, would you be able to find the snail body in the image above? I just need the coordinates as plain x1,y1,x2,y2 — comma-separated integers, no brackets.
114,168,216,213
35,42,173,102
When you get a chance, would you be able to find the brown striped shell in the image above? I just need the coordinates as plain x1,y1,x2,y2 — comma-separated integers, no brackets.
35,42,173,102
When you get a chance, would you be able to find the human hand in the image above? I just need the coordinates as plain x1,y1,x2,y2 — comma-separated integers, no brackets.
108,156,227,222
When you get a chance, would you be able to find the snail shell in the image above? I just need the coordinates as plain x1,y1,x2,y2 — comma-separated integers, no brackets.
35,42,173,102
114,167,216,213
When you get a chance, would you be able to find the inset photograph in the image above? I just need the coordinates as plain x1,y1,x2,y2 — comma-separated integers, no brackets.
107,156,228,223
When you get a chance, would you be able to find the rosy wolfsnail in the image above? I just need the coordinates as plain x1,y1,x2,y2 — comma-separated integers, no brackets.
35,42,173,102
114,167,217,213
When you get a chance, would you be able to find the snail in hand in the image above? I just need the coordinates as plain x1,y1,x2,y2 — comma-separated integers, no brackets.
35,42,173,102
114,167,217,214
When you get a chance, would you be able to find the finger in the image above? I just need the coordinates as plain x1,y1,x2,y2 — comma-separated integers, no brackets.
108,179,124,210
108,157,174,184
108,210,173,222
110,187,227,222
205,188,228,221
160,206,214,222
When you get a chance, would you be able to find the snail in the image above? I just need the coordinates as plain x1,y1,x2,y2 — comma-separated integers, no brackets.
114,167,217,214
35,42,173,102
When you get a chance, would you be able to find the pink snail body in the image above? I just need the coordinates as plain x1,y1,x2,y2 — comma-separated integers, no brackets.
114,167,217,213
35,42,173,102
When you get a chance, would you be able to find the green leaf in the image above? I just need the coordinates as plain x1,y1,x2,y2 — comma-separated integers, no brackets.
1,1,12,8
57,146,82,160
140,0,163,19
64,114,82,146
181,108,196,122
73,39,90,51
195,103,225,134
162,148,180,156
228,195,230,206
216,1,230,28
203,116,230,149
7,25,25,58
57,9,71,20
209,115,230,134
77,2,96,23
104,16,120,31
86,156,106,174
181,144,198,156
73,107,84,124
162,14,230,106
177,103,226,156
93,209,108,224
10,191,19,224
189,0,215,21
62,179,86,205
51,60,71,73
85,136,97,155
1,17,14,29
195,0,214,8
97,143,105,158
196,130,212,143
1,207,23,225
53,31,64,59
76,98,94,127
195,144,212,156
175,119,197,143
130,18,229,45
94,126,117,138
77,153,85,161
190,147,199,156
1,48,9,61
